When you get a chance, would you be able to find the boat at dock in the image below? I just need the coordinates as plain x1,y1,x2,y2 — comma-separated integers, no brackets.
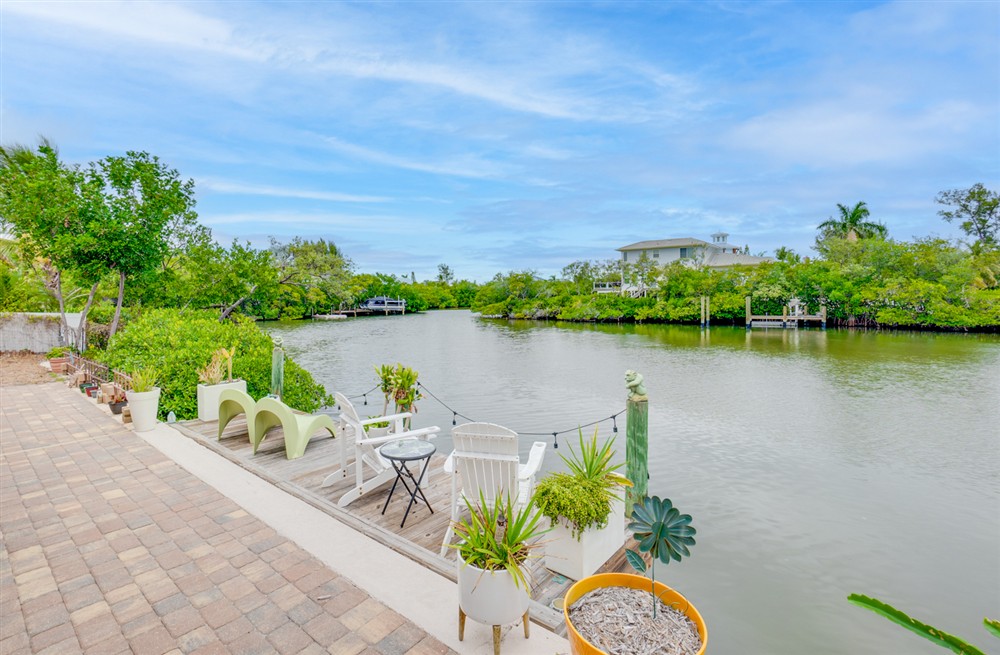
362,296,406,313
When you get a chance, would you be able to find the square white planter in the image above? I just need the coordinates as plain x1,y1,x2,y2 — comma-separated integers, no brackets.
543,496,625,581
197,379,247,422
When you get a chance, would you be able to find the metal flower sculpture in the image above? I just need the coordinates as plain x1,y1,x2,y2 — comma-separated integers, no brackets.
625,495,697,617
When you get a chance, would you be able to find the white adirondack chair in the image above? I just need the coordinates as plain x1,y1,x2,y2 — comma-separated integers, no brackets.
321,392,440,507
439,422,547,557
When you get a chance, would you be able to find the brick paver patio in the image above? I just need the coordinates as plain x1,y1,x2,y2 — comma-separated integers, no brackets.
0,382,459,655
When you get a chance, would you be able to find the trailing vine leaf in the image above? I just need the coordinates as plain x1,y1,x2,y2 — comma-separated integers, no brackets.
982,618,1000,640
847,594,986,655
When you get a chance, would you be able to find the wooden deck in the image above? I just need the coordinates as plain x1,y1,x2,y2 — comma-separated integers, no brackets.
173,417,636,633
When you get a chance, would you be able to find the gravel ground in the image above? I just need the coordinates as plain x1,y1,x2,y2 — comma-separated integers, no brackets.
0,352,60,386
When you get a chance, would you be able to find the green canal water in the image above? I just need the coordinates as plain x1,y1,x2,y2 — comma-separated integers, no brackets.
264,310,1000,655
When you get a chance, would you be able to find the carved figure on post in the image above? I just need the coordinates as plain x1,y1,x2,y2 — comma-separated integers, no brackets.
625,370,647,402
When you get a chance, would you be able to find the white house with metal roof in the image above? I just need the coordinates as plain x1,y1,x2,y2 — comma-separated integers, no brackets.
617,232,772,268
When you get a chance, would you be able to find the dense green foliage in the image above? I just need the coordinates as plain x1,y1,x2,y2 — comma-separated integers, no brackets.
2,140,996,332
103,309,332,420
471,238,1000,329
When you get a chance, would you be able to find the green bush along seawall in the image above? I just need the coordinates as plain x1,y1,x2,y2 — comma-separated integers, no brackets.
103,308,332,420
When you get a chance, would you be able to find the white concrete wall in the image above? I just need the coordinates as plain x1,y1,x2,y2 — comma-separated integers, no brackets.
0,313,81,352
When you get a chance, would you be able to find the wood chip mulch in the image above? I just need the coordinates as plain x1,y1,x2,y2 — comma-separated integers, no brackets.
568,585,703,655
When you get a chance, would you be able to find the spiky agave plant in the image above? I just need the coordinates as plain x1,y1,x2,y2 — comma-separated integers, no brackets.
625,495,696,618
450,490,549,591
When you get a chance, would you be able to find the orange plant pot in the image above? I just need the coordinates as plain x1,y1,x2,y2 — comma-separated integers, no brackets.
563,572,707,655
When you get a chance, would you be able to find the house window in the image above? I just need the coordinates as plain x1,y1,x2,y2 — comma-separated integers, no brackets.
653,252,659,258
679,247,689,258
623,252,628,261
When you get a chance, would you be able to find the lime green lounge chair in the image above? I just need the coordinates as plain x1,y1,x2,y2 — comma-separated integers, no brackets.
217,388,259,445
253,396,337,460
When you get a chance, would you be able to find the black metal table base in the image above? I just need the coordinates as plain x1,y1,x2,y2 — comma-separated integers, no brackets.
381,455,434,527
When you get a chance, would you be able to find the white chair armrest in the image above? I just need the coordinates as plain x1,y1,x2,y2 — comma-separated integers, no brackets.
358,425,440,447
360,412,412,426
518,441,547,480
443,450,455,474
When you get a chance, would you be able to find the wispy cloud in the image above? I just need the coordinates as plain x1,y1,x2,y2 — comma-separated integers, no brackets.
198,179,388,203
319,135,512,180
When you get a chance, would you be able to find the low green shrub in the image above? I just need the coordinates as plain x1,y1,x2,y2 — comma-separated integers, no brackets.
104,309,332,420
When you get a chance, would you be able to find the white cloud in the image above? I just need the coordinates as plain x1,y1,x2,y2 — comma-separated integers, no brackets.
198,179,387,203
728,100,982,167
3,1,265,60
319,135,511,180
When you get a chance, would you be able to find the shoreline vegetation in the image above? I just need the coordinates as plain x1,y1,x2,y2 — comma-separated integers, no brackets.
2,142,998,347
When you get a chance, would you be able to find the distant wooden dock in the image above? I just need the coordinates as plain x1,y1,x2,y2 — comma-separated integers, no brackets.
746,296,826,329
174,417,636,634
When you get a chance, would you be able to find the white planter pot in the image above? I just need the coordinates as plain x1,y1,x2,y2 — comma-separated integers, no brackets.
544,496,625,581
197,379,247,422
458,560,529,626
127,388,161,433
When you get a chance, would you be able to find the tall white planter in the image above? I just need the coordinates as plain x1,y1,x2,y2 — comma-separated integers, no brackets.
458,560,529,626
544,496,625,581
127,388,161,433
197,379,247,422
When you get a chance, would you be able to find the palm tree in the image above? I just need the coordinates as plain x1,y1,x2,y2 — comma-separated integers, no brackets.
817,201,888,241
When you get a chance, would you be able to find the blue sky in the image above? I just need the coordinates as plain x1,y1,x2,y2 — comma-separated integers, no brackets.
2,1,998,282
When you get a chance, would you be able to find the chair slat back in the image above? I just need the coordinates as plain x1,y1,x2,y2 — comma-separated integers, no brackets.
452,422,520,508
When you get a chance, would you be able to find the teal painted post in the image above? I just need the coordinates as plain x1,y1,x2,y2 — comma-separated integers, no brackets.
270,344,285,400
626,397,649,515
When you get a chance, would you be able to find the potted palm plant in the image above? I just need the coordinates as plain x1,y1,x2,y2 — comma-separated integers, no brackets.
450,490,549,655
196,346,245,422
563,495,706,655
127,368,161,433
534,428,631,580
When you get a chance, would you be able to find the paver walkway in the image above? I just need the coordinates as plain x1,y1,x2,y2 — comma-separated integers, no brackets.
0,382,458,655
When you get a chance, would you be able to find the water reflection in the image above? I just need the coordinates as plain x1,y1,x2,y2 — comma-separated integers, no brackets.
263,312,1000,655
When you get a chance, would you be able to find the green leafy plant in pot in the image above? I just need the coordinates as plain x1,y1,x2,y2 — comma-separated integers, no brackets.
534,428,631,579
127,368,161,432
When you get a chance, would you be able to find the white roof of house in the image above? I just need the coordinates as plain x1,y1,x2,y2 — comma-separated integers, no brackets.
617,238,710,251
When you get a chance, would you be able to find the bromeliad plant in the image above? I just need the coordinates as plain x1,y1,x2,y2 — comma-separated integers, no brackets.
625,495,697,618
374,363,423,427
375,363,396,415
197,346,235,385
450,490,550,591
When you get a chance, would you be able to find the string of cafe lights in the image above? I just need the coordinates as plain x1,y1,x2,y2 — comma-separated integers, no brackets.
342,381,625,450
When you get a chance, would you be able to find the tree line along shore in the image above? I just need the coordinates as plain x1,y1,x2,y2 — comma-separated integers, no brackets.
2,141,998,338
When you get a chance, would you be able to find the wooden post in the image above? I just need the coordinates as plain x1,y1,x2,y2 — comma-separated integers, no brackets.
821,304,827,330
626,394,648,515
705,296,710,327
745,296,752,330
782,304,788,328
